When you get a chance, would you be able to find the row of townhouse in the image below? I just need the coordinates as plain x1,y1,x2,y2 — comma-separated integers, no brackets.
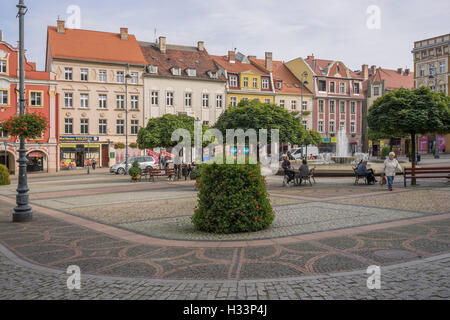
1,21,443,174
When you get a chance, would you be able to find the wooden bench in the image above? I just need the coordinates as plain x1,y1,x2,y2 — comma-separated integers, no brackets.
139,166,153,182
353,167,368,185
149,168,176,182
403,166,450,187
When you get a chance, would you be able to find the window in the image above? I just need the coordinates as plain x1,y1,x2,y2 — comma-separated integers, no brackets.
318,80,326,91
329,121,335,133
339,82,345,93
302,120,307,130
277,81,282,90
243,77,249,88
166,92,174,106
131,120,139,134
329,100,335,113
99,119,107,134
0,90,8,105
339,121,345,131
186,69,196,77
329,82,335,93
318,100,324,113
440,61,445,74
0,125,7,138
131,95,138,109
64,93,73,108
429,64,435,76
80,119,89,134
302,101,307,111
65,68,73,80
353,83,360,94
202,94,209,107
30,91,42,106
99,70,107,82
419,66,425,77
318,121,324,133
261,78,269,89
230,96,237,106
98,94,107,109
351,101,356,114
80,94,89,108
279,100,285,108
64,118,73,134
350,122,355,133
0,60,7,73
229,75,238,87
340,101,346,113
80,68,88,81
203,121,209,126
373,86,380,96
253,78,258,88
171,68,181,76
149,65,158,74
291,100,296,110
216,95,223,108
116,119,124,134
130,72,138,84
264,98,271,104
116,71,124,83
151,91,158,105
185,93,192,107
116,95,124,109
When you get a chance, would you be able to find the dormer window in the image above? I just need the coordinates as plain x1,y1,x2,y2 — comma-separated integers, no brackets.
277,81,282,90
208,71,218,79
171,67,181,76
186,68,196,77
149,65,158,74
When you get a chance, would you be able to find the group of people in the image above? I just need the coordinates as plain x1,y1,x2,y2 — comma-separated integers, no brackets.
282,156,310,186
356,151,402,191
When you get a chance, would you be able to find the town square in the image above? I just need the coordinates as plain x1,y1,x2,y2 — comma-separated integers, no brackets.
0,0,449,307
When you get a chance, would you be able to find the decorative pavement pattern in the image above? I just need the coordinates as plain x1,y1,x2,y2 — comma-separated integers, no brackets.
0,173,449,299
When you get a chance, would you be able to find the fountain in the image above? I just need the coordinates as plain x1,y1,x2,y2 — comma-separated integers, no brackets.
331,127,354,164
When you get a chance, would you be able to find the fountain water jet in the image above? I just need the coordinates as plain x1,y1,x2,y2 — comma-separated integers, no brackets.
332,127,354,164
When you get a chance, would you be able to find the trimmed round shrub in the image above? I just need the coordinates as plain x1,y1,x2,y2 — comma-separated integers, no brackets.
128,160,142,178
192,162,274,233
0,164,10,185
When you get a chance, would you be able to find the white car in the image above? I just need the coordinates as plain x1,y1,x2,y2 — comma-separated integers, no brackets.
110,156,157,174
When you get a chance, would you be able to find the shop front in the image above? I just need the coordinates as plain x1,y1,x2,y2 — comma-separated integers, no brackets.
59,136,102,169
26,151,47,172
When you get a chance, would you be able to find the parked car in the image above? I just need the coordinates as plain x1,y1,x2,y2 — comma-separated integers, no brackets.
279,146,319,161
110,156,157,174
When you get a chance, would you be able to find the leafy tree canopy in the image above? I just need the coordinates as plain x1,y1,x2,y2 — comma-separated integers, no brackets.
300,130,322,146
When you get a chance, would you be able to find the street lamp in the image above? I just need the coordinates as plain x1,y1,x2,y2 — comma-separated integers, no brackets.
428,74,439,159
124,66,132,174
299,71,309,157
13,0,32,222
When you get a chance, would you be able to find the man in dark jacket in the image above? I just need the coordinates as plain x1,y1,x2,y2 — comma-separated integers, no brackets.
282,156,295,185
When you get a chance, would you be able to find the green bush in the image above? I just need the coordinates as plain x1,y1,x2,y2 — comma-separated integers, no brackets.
381,146,391,157
192,161,274,233
0,164,10,185
128,160,142,177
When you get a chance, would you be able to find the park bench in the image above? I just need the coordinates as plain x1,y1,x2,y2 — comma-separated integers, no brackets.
352,167,368,185
139,166,153,182
403,166,450,187
149,168,176,182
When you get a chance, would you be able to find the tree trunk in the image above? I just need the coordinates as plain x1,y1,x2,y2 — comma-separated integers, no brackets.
411,132,416,185
305,145,308,158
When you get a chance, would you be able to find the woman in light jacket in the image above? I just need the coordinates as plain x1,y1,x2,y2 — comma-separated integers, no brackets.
381,152,402,191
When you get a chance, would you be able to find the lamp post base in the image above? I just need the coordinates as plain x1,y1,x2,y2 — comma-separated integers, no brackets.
12,208,32,222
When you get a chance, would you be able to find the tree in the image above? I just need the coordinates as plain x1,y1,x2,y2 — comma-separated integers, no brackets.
214,99,305,145
300,130,322,156
368,87,450,184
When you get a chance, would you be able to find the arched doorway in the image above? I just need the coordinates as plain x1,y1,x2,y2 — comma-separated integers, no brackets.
26,150,47,173
0,150,15,174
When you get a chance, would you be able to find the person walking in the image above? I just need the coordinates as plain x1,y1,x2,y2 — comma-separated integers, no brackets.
381,152,402,191
92,159,96,170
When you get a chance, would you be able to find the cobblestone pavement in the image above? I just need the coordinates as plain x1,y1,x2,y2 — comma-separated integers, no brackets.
0,244,448,300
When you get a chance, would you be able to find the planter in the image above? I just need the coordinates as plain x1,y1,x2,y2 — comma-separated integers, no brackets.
131,175,140,181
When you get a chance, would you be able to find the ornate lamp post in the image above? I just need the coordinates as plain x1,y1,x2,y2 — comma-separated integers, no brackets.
13,0,32,222
124,65,132,174
299,71,308,157
428,74,439,159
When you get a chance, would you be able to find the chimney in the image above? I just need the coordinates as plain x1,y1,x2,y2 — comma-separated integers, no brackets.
120,28,128,40
404,68,410,75
265,52,273,72
57,20,65,34
307,54,314,60
228,50,235,63
370,65,376,75
362,64,369,80
397,68,403,74
247,55,256,59
0,30,3,42
159,36,166,54
197,41,204,51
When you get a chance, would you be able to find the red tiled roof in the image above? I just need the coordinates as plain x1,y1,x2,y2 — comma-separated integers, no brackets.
249,58,313,95
139,42,225,81
211,55,269,76
47,26,147,65
369,68,414,90
304,56,364,79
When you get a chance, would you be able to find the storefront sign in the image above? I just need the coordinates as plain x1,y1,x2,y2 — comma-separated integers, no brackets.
28,152,43,157
59,136,99,142
322,137,337,143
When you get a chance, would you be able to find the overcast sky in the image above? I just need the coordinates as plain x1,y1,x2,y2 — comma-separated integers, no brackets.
0,0,449,71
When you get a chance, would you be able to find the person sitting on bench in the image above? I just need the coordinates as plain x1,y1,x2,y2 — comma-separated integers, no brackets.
298,159,310,185
282,156,295,185
357,160,377,184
